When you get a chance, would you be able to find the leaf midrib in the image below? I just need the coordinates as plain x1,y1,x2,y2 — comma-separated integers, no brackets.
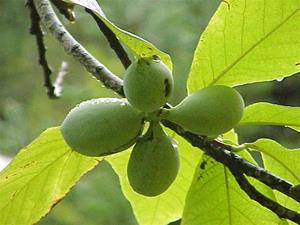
224,167,232,225
210,7,300,86
250,144,300,183
238,121,300,128
0,149,70,213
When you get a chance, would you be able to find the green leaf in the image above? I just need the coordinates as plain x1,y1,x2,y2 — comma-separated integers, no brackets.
246,139,300,216
239,102,300,132
63,0,172,69
181,152,284,225
106,132,202,225
0,127,101,225
222,129,239,145
188,1,300,92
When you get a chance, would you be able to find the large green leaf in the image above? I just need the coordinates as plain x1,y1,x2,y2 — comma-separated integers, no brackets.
106,132,202,225
181,153,285,225
188,1,300,92
0,127,101,225
62,0,172,69
239,102,300,132
246,139,300,216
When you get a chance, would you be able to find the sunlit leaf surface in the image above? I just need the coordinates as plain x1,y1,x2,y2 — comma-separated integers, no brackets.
188,1,300,92
0,128,100,225
64,0,172,69
181,152,285,225
239,103,300,132
106,133,202,225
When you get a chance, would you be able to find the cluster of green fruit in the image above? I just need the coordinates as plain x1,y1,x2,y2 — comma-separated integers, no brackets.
60,56,244,197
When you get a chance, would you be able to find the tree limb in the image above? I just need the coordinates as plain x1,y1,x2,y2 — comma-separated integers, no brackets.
32,0,300,221
51,0,76,22
33,0,124,96
27,0,57,99
229,168,300,223
162,120,295,199
85,9,132,69
53,61,68,97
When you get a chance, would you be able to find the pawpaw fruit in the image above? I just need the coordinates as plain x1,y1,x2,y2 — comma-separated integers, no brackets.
163,85,244,136
61,98,144,156
124,56,173,112
127,122,179,196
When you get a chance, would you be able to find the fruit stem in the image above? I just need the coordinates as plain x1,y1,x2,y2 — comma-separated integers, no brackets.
231,144,246,152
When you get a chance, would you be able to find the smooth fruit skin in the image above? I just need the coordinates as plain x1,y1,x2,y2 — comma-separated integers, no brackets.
123,56,173,112
127,123,179,197
61,98,144,156
164,85,244,136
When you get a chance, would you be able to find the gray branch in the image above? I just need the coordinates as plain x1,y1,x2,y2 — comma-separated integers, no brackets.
33,0,124,96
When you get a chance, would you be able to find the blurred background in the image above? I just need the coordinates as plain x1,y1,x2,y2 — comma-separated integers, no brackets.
0,0,299,224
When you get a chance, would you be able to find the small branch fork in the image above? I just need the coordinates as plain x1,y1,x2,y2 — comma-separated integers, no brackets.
31,0,124,96
26,0,56,98
27,0,69,98
85,8,132,69
229,168,300,224
31,0,300,223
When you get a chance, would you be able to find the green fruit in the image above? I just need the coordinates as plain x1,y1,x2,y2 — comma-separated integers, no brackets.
124,56,173,112
61,98,144,156
163,85,244,136
127,122,179,196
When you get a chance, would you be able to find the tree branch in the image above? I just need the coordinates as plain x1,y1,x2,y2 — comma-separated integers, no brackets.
53,61,68,97
32,0,300,221
85,9,132,69
229,168,300,223
162,120,296,200
27,0,57,99
33,0,124,97
51,0,76,22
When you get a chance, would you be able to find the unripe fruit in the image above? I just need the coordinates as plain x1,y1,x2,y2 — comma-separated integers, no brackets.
123,56,173,112
61,98,144,156
127,123,179,196
163,85,244,136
